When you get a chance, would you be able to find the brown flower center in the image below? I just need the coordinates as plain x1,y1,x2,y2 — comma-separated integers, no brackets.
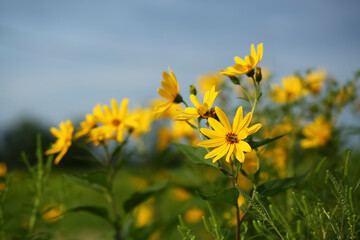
112,119,121,127
226,133,238,144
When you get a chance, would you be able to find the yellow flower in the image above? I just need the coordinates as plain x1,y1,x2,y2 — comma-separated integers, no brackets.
301,116,331,148
271,75,307,103
176,86,221,121
42,204,63,223
91,98,137,143
45,120,73,164
221,43,263,77
151,98,182,119
0,162,6,191
157,128,172,151
74,114,97,139
171,187,191,201
129,106,153,137
184,208,204,223
198,106,262,163
305,69,326,94
197,73,224,94
0,162,6,176
154,69,181,115
135,205,153,227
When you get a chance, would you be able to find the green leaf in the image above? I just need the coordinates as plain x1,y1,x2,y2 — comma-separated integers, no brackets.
66,206,111,223
123,181,168,213
66,171,109,192
247,134,288,149
198,187,238,205
175,143,217,169
254,173,307,196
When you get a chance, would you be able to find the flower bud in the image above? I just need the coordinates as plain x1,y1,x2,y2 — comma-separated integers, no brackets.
229,76,240,85
255,67,262,83
189,85,197,96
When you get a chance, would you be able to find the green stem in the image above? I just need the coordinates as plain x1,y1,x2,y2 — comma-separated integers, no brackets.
231,163,241,240
0,198,6,240
103,144,122,240
28,163,43,236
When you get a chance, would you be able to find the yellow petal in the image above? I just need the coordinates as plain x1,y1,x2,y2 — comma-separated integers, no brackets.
232,106,243,133
200,128,224,139
236,112,252,134
212,144,230,162
234,146,245,162
190,95,201,108
225,144,234,163
238,141,251,152
198,138,225,148
247,123,262,135
215,107,231,132
204,143,227,159
120,98,128,119
208,118,226,133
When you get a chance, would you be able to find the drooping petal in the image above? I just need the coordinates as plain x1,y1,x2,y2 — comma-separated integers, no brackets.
212,144,230,163
238,141,252,152
225,144,234,162
215,107,231,132
257,43,263,63
204,143,227,159
234,145,245,162
158,88,173,100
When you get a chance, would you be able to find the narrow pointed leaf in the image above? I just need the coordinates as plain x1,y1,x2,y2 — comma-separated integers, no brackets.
197,187,238,205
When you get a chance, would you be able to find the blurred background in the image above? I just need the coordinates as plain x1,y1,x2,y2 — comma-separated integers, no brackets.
1,0,360,165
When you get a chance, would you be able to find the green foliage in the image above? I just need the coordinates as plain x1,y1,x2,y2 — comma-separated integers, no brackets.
123,181,168,213
198,187,238,205
254,173,306,197
66,171,109,193
176,143,218,169
65,206,112,223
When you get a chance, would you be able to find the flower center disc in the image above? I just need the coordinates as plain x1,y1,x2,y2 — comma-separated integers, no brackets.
226,133,238,144
112,119,121,126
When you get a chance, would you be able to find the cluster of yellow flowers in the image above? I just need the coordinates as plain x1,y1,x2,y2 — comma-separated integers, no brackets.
271,69,327,103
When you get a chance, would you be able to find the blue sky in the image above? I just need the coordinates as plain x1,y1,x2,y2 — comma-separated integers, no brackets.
1,0,360,129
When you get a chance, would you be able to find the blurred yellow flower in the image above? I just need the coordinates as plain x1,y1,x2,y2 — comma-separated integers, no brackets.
271,75,307,103
42,204,63,223
197,73,224,94
151,98,182,119
242,151,259,175
221,43,263,77
45,120,73,164
176,86,221,121
171,187,191,201
131,176,148,191
301,116,331,148
0,162,6,176
158,120,198,150
184,208,204,223
154,69,181,115
157,128,172,151
198,106,261,163
91,98,137,143
305,69,326,95
0,162,6,191
135,205,153,227
129,106,153,137
74,114,97,139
